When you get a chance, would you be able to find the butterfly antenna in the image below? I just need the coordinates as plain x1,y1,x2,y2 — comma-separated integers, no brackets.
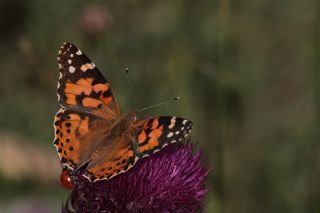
137,96,181,112
125,67,134,110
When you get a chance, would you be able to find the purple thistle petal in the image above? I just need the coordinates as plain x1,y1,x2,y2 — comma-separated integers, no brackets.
63,142,208,213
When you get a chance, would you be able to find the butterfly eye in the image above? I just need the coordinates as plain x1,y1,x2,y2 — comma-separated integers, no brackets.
132,115,137,122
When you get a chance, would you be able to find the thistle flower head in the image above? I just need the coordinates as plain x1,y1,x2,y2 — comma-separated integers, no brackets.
63,142,208,213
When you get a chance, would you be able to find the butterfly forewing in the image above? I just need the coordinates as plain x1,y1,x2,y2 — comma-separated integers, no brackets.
57,42,120,114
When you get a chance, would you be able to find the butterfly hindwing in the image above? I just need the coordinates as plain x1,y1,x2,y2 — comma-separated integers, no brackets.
57,42,120,114
53,108,105,170
135,116,193,157
83,136,138,182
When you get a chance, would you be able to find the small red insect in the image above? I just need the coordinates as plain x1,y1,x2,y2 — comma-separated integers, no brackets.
60,168,74,190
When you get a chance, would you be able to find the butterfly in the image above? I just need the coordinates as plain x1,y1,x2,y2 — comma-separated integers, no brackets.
53,42,193,182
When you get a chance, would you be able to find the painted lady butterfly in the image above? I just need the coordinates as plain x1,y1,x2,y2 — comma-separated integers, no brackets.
53,42,193,183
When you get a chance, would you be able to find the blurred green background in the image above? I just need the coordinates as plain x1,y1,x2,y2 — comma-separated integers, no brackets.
0,0,319,212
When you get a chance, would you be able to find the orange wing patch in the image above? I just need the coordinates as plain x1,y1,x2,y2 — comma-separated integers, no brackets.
65,94,76,105
151,119,159,129
147,126,163,149
138,130,147,143
82,97,103,108
65,81,92,96
138,126,163,153
92,83,114,106
136,118,164,155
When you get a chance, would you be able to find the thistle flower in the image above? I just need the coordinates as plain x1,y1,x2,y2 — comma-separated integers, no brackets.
62,142,208,213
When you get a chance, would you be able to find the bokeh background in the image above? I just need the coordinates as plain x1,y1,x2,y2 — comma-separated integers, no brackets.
0,0,319,212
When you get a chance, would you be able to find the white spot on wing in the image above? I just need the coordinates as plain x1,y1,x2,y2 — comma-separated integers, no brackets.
162,143,168,148
168,117,176,129
70,54,74,57
68,59,72,64
76,50,82,55
167,132,174,138
175,131,180,135
69,66,75,73
182,120,188,125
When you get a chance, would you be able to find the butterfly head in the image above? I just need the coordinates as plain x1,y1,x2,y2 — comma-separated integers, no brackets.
127,109,138,122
